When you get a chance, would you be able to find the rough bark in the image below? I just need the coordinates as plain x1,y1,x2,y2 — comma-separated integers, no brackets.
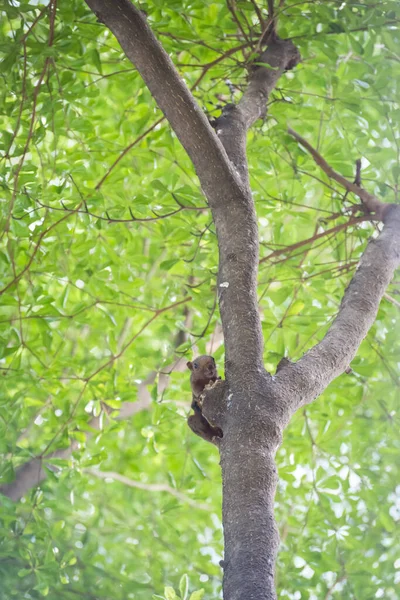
84,0,242,200
217,40,299,187
201,201,400,600
80,5,300,598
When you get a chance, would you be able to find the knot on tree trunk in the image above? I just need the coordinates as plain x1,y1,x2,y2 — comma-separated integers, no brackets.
256,37,301,73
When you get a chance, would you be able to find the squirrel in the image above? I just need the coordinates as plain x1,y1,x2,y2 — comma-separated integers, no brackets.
187,355,223,445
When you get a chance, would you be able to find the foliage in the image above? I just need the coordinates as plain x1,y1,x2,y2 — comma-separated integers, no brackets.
0,1,399,599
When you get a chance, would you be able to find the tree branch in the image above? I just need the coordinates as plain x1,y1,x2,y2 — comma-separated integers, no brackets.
83,0,298,375
84,0,244,206
276,205,400,410
215,39,300,185
260,215,369,264
86,469,210,511
288,128,390,220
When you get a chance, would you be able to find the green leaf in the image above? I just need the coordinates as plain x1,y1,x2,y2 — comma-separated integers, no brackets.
179,574,189,600
160,259,180,271
287,300,305,316
189,590,205,600
88,48,102,74
18,569,32,577
1,47,19,70
164,587,177,600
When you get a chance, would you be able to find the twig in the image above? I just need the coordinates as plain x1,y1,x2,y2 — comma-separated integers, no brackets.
36,197,204,223
250,0,264,27
226,0,251,43
384,292,400,309
324,574,346,600
260,215,368,263
288,128,389,220
85,297,191,382
86,469,210,510
1,0,58,241
354,158,362,186
0,207,82,296
95,117,164,190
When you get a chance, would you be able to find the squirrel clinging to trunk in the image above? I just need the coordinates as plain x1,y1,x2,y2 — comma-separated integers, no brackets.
187,355,223,445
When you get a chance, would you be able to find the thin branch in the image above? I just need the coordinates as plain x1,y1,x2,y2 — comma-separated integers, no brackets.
226,0,251,43
95,117,164,190
85,297,191,382
1,1,57,239
384,292,400,309
288,128,390,220
86,469,210,511
0,207,81,296
324,574,346,600
290,19,400,41
260,215,368,264
20,3,51,43
36,196,205,223
3,42,28,159
250,0,264,27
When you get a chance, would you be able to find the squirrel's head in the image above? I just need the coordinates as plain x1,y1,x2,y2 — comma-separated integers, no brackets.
187,355,217,381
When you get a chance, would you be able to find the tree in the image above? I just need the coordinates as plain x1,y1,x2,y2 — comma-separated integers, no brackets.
0,1,399,599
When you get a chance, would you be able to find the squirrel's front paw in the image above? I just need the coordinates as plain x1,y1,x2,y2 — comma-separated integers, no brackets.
204,377,224,391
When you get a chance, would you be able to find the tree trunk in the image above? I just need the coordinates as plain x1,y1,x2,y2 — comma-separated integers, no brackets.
221,376,282,600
